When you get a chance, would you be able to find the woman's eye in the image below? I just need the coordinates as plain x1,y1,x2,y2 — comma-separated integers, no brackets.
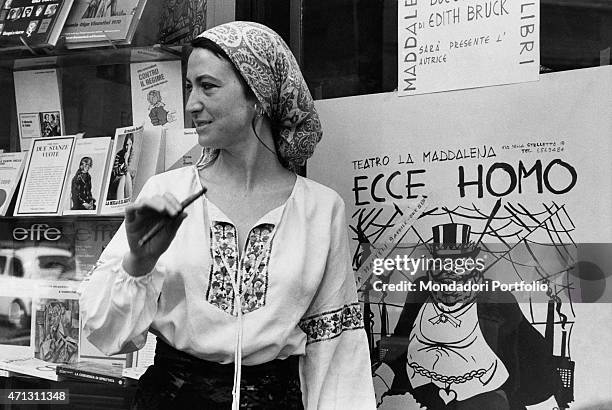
201,82,216,90
185,83,193,92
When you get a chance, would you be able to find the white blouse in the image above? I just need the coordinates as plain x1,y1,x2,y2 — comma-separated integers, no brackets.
80,166,376,410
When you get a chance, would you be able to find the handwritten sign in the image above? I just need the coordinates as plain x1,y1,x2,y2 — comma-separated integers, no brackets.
398,0,540,96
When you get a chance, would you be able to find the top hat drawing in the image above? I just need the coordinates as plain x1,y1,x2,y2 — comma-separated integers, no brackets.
431,223,481,259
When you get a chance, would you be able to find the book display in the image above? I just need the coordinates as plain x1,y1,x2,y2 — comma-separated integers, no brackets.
0,151,26,216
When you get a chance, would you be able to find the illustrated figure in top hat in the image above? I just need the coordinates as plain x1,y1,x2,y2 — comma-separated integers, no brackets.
383,222,560,409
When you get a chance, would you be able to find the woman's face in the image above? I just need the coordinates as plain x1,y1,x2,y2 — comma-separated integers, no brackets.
125,137,133,152
185,48,256,149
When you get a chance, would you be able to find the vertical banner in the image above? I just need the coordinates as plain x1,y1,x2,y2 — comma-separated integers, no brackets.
398,0,539,96
310,67,612,409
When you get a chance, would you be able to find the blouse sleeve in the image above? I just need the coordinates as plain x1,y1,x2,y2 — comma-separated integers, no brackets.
80,178,165,356
298,196,376,410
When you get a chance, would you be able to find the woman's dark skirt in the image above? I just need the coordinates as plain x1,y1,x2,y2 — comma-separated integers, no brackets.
131,338,303,410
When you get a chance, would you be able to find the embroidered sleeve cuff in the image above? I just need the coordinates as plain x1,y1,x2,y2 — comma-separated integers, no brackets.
299,302,364,345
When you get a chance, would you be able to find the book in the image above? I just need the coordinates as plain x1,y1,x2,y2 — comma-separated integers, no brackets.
33,294,80,364
61,137,111,215
130,60,184,130
0,0,75,51
0,356,61,381
13,68,64,151
100,124,143,215
56,361,127,385
14,136,76,217
62,0,147,48
164,128,199,171
0,151,26,216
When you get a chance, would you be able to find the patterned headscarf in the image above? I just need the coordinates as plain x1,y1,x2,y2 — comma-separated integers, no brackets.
194,21,322,171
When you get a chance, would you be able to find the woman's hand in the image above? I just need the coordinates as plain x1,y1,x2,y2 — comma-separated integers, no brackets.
122,193,187,277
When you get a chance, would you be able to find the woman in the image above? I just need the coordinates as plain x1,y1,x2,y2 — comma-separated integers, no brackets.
81,21,375,409
107,133,134,201
70,156,96,210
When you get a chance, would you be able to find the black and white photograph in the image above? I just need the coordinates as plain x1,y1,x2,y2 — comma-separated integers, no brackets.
2,3,612,410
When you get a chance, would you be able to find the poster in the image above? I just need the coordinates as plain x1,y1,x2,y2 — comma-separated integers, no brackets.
309,66,612,409
398,0,539,96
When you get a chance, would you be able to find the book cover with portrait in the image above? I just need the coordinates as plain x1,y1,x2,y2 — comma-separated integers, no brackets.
100,124,144,215
0,0,75,51
61,137,112,216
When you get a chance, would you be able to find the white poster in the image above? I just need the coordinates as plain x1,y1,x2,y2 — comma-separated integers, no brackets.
164,128,200,171
398,0,539,96
15,136,76,216
310,67,612,409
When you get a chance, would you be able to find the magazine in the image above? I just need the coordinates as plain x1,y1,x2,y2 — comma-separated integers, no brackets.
164,128,199,171
61,137,112,215
100,124,143,215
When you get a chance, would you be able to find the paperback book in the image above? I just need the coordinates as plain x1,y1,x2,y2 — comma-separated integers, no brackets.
62,0,147,48
0,151,26,216
56,360,127,385
0,0,75,51
61,136,111,215
100,124,143,215
13,68,64,151
164,128,199,171
14,136,76,217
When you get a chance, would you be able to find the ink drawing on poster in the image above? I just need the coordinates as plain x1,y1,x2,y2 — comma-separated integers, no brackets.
100,125,144,215
397,0,540,96
130,61,184,129
13,69,64,151
62,0,148,47
14,136,76,216
61,137,112,216
0,152,27,216
310,66,612,409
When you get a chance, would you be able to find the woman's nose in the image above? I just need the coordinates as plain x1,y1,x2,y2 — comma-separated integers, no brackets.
185,90,203,114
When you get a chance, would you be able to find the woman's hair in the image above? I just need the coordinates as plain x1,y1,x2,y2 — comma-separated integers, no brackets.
190,37,257,101
121,133,134,165
79,156,93,167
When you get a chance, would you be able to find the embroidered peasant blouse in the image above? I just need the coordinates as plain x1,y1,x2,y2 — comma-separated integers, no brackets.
80,166,376,409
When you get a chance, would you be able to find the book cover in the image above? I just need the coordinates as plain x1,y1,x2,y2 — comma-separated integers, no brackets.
62,0,147,46
0,0,75,51
72,218,122,276
100,124,143,215
14,136,76,216
130,60,184,130
164,128,199,171
33,291,80,364
56,360,126,385
0,151,26,216
61,137,111,216
13,68,64,151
